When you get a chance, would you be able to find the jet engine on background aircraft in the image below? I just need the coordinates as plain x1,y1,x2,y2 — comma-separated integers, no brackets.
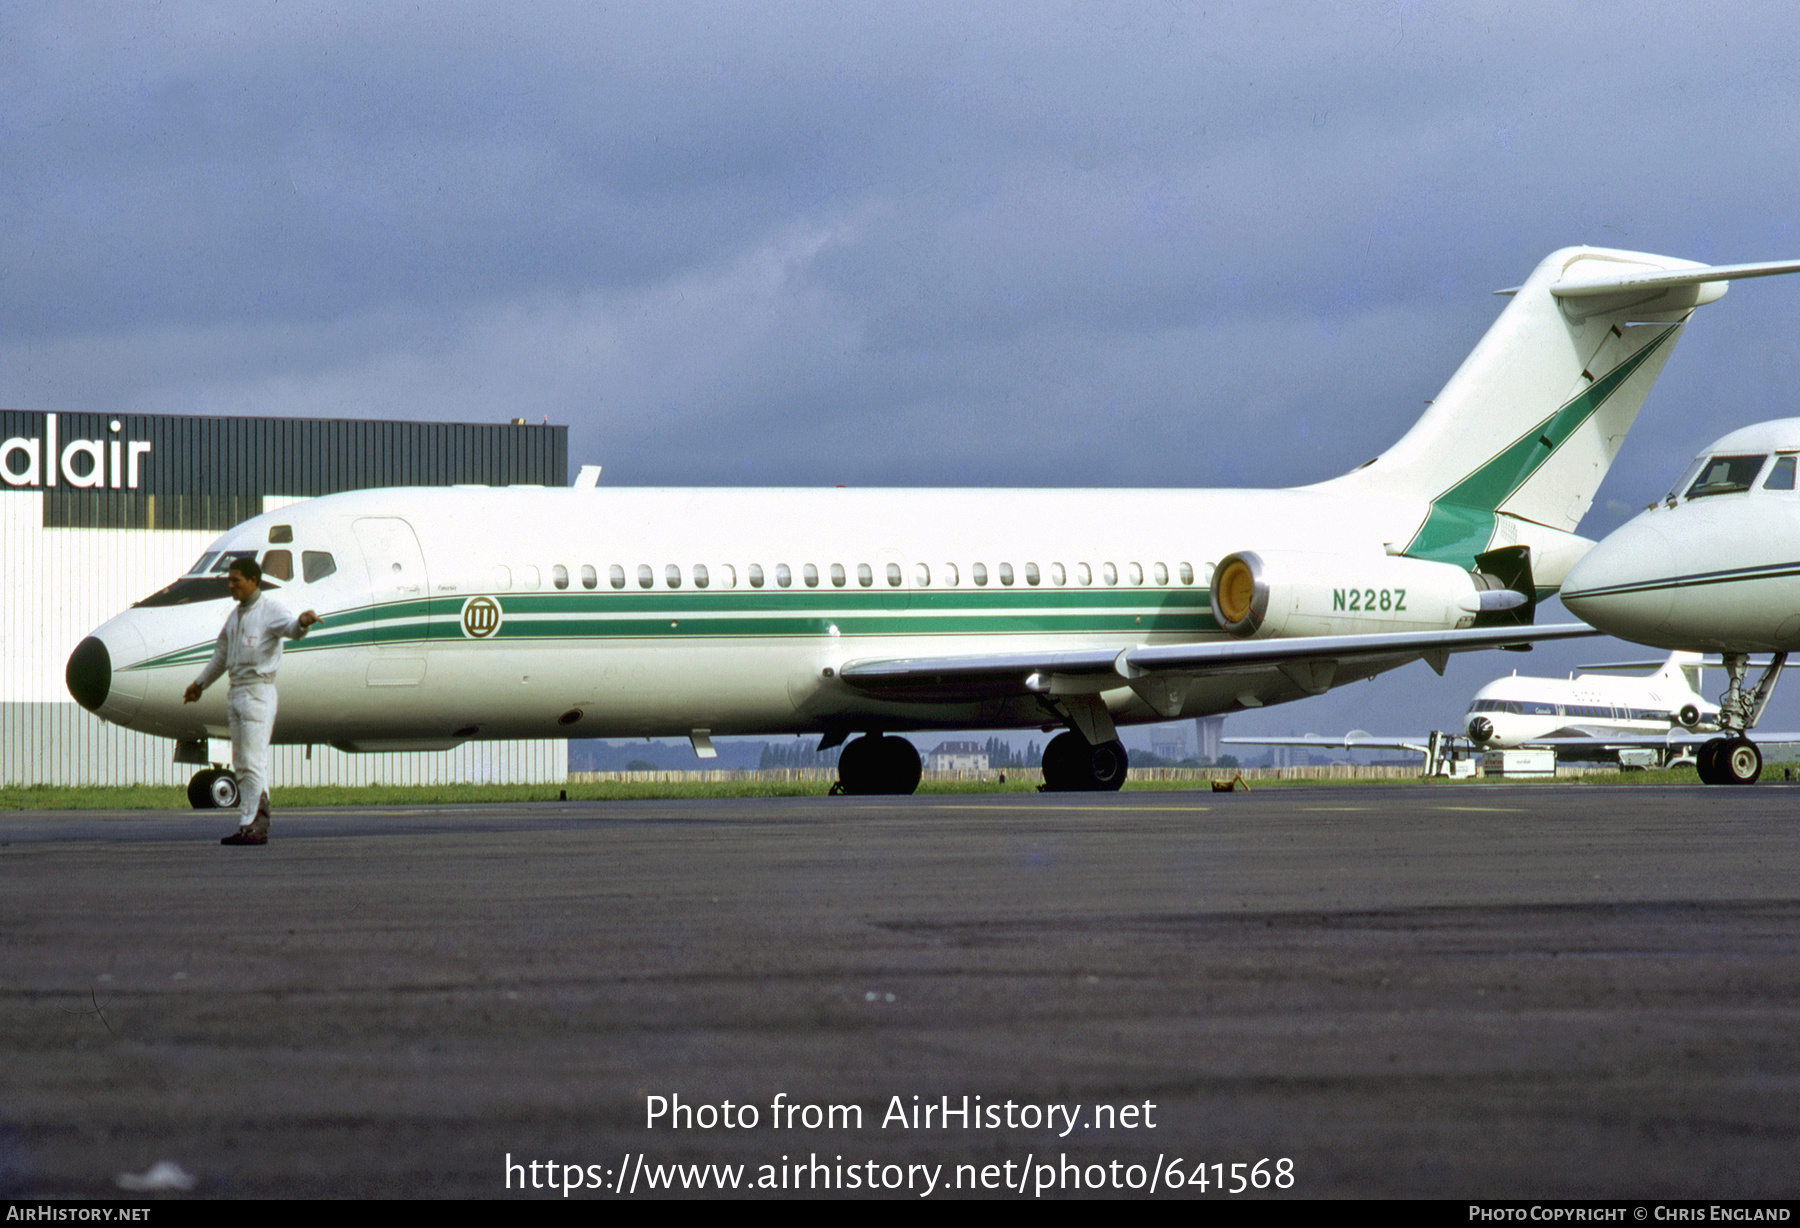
1209,548,1531,639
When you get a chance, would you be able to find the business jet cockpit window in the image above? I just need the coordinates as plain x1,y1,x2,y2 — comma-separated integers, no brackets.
1685,454,1768,500
1764,455,1797,491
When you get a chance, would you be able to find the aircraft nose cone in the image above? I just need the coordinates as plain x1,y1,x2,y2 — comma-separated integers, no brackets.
1561,518,1675,641
66,636,111,711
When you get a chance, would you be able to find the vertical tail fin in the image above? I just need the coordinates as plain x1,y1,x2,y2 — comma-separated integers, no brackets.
1653,650,1706,698
1315,248,1800,570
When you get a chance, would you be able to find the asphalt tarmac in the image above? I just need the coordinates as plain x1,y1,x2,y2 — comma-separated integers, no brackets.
4,783,1798,1200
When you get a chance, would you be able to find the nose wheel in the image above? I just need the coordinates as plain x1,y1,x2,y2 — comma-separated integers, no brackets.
187,768,241,810
1696,737,1762,785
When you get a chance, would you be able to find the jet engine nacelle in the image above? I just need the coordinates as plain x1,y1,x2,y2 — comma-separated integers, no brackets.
1209,549,1519,639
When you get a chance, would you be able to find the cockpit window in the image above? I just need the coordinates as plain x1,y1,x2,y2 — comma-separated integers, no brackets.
1685,454,1768,500
134,567,281,608
1765,455,1797,491
187,552,221,576
209,550,257,574
302,551,337,583
1664,457,1706,504
262,550,294,581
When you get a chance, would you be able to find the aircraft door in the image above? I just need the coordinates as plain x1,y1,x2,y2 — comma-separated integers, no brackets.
352,517,431,686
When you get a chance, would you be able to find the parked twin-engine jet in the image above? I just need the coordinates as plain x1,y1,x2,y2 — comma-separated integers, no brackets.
64,247,1800,799
1223,650,1731,769
1563,417,1800,783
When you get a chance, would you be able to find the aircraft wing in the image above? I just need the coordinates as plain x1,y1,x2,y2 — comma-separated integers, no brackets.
838,622,1601,698
1222,733,1433,754
1520,731,1800,749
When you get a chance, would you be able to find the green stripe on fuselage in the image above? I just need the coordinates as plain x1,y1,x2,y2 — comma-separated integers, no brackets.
122,588,1221,669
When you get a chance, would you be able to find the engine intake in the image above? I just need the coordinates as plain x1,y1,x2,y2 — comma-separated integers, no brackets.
1209,548,1525,639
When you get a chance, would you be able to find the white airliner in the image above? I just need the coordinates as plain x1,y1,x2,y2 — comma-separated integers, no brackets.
64,247,1800,801
1224,651,1721,767
1563,417,1800,784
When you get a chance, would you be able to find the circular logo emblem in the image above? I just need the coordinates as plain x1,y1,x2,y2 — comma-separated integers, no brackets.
461,595,502,639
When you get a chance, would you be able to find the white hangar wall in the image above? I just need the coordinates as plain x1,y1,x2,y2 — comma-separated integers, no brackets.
1,411,569,789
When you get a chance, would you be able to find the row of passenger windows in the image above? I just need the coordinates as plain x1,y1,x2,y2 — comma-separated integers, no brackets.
487,559,1208,592
1469,699,1667,721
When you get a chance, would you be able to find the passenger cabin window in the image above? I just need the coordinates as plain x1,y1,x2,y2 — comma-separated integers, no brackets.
915,563,930,587
665,564,681,589
972,563,988,586
749,564,764,589
552,564,569,590
637,565,654,589
886,563,902,587
1179,562,1194,585
1766,455,1797,490
803,563,819,588
581,564,598,590
857,563,873,587
1077,562,1092,586
694,564,709,589
1103,562,1118,586
521,565,541,590
1128,562,1143,586
943,563,959,586
261,550,293,582
1023,562,1038,586
776,564,791,588
830,563,846,587
1153,562,1168,585
492,565,512,591
1050,563,1065,586
302,551,336,583
719,564,736,589
1686,454,1768,499
609,564,626,589
998,562,1014,586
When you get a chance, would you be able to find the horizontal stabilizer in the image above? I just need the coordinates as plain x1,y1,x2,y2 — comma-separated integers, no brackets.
1551,258,1800,298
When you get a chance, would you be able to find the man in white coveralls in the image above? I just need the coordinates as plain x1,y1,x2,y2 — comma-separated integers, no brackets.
182,556,320,845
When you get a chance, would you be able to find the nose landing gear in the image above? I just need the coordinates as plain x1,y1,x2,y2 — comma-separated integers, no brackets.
186,768,241,810
1696,652,1786,784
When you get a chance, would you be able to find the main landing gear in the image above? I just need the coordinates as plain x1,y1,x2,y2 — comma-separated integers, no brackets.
834,735,923,795
1039,730,1129,792
186,768,241,810
1694,651,1787,785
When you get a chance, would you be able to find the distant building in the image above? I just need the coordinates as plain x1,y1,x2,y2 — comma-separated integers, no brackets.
1151,730,1189,761
928,740,989,771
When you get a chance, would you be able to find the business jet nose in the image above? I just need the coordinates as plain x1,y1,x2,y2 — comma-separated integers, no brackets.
66,621,147,723
1560,518,1675,641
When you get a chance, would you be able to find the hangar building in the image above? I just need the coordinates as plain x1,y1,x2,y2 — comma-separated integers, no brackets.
2,409,570,788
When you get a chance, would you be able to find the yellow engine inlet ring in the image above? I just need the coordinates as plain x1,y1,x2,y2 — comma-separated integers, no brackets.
1216,557,1256,625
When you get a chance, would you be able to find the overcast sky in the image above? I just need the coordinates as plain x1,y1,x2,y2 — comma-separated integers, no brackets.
9,2,1800,740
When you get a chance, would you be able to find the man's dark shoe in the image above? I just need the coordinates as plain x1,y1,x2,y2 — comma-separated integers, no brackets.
220,827,267,846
